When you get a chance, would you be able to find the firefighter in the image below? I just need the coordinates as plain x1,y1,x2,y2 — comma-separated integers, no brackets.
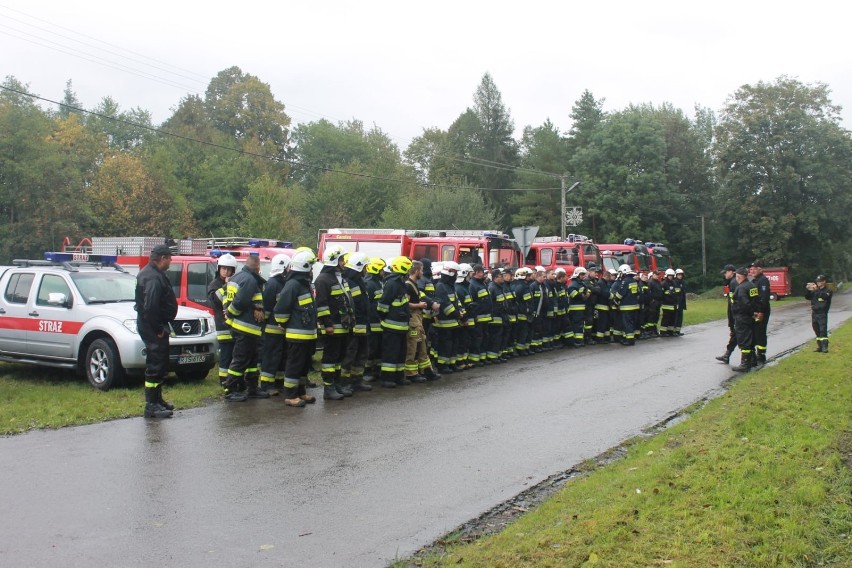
501,268,518,358
273,248,319,407
731,267,758,372
566,267,589,348
363,257,385,381
314,245,352,400
487,268,507,363
644,270,663,338
224,254,269,400
749,262,771,365
612,264,641,345
528,266,549,352
259,254,291,395
511,267,533,356
403,260,440,382
583,265,600,345
608,269,623,342
674,268,687,335
455,263,475,368
135,244,178,419
715,264,739,364
434,261,463,372
593,268,612,344
553,268,569,347
207,253,237,389
417,258,438,360
660,268,678,336
340,252,373,392
805,275,833,353
543,269,558,350
467,264,492,365
378,256,413,388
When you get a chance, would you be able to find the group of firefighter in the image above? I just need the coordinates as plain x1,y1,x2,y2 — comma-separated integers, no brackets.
205,244,692,407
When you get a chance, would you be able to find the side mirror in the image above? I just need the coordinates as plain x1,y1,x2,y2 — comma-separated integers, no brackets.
48,292,72,308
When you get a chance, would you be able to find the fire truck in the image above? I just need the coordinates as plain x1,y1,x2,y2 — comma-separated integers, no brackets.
317,228,522,269
61,237,296,313
598,239,653,273
646,243,673,272
524,234,602,272
763,266,792,300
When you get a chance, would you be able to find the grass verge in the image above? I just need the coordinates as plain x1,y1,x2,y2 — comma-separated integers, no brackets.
404,319,852,567
681,297,728,326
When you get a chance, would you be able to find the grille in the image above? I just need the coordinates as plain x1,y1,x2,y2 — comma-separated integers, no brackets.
172,319,201,336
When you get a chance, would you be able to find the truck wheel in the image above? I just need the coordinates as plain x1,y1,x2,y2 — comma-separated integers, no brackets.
85,338,125,391
175,365,211,381
769,292,778,301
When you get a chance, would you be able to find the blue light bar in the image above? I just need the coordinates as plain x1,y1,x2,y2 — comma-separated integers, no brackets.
623,239,635,246
44,252,117,264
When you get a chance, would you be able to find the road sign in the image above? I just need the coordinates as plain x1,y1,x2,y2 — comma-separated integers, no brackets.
565,207,583,227
511,226,539,259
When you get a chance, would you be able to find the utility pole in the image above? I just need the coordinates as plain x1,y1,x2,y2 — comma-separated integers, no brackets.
699,214,707,277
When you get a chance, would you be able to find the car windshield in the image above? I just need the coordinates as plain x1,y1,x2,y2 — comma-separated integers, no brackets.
70,271,137,304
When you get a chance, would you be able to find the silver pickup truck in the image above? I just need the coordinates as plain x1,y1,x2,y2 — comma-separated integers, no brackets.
0,258,216,390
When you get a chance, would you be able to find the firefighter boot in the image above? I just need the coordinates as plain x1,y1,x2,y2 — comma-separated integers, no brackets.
351,374,373,392
755,350,767,366
144,387,173,419
323,385,344,400
731,352,754,373
246,377,271,399
282,386,306,408
715,348,733,364
297,383,316,404
820,339,829,353
260,378,280,396
156,384,175,411
423,367,442,381
335,373,354,397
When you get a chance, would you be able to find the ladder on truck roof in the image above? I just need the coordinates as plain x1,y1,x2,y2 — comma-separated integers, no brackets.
324,228,509,238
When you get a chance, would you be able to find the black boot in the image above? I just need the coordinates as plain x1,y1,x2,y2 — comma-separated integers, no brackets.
755,351,766,366
715,349,733,364
282,386,306,407
246,377,270,399
335,374,353,397
820,339,829,353
423,367,442,381
260,378,280,396
350,374,373,391
323,384,345,400
156,384,175,411
144,386,173,418
731,352,754,372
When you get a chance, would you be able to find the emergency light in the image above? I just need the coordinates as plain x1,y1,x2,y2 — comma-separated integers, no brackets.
44,252,118,264
247,239,293,248
623,239,635,245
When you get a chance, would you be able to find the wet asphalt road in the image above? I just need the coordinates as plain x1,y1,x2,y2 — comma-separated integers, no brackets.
1,295,849,567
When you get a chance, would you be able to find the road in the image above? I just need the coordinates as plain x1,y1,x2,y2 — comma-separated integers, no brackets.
0,295,848,567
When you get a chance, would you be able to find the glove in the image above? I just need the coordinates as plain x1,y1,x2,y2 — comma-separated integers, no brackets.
253,307,266,324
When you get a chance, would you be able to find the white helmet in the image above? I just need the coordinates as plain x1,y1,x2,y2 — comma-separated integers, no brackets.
618,264,632,274
535,265,546,273
217,253,237,269
514,268,526,278
607,269,618,276
675,268,684,275
289,249,317,272
269,254,291,277
457,263,473,279
665,268,676,276
554,267,566,276
345,251,369,271
322,245,345,267
572,267,588,278
442,261,460,276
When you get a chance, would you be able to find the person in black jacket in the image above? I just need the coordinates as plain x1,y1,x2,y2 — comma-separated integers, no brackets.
207,254,237,388
805,275,833,353
715,264,738,364
135,244,178,419
467,264,492,365
731,267,758,372
749,262,771,364
340,252,373,392
259,254,290,395
378,256,413,387
224,255,269,401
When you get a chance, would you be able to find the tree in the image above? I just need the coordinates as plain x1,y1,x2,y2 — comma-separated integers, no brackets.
714,76,852,280
379,185,498,230
238,175,302,240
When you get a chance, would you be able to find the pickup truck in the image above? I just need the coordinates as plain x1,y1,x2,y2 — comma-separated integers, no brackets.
0,257,217,390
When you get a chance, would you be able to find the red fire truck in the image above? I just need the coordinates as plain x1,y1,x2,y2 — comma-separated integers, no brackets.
763,266,792,300
317,229,521,269
524,234,602,272
645,242,673,272
598,239,653,273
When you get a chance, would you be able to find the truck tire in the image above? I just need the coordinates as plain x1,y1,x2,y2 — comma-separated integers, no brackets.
85,338,125,391
175,365,212,381
769,292,778,301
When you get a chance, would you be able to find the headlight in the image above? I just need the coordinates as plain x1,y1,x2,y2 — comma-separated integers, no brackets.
123,319,138,334
204,317,214,334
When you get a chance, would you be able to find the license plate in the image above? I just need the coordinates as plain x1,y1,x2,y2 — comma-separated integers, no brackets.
178,353,207,365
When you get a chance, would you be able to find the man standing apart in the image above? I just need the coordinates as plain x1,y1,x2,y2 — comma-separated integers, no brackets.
805,275,833,353
135,244,178,419
749,262,771,365
715,264,738,364
731,267,758,372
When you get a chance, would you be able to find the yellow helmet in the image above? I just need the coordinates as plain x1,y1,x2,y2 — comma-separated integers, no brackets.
366,257,386,275
388,255,413,275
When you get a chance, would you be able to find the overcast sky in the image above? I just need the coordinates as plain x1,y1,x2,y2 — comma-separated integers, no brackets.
2,0,850,149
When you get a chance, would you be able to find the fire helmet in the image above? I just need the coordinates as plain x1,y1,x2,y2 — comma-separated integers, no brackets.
289,249,317,273
269,254,291,277
217,253,238,270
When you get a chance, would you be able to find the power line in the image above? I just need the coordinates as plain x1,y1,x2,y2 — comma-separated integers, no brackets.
0,85,561,193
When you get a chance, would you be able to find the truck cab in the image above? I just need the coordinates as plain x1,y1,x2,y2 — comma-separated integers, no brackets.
599,240,653,273
525,234,602,272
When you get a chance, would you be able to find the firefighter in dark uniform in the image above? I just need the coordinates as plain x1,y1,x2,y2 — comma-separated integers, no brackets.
259,254,290,395
455,263,475,368
224,254,269,401
805,275,833,353
378,256,413,388
644,270,663,338
207,253,237,389
135,244,178,419
543,270,558,350
674,268,687,335
273,248,319,407
566,267,589,348
715,264,739,364
583,266,600,344
340,252,374,392
749,262,771,365
434,261,462,372
731,267,758,372
487,269,507,363
314,245,352,401
660,268,678,336
511,267,533,356
593,269,612,343
529,267,549,352
612,264,641,345
363,258,385,381
553,268,569,347
468,264,492,365
501,268,518,358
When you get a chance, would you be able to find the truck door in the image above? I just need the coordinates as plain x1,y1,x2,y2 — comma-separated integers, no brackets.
185,261,216,311
0,272,36,355
27,274,79,359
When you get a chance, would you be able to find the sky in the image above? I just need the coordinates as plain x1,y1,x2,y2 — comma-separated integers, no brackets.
2,0,850,150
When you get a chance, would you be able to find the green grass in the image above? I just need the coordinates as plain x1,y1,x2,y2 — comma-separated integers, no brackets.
405,320,852,567
682,296,729,326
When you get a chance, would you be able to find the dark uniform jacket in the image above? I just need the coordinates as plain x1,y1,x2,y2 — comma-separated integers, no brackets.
262,274,287,337
732,279,757,318
343,268,370,336
434,273,462,328
378,273,410,334
753,274,771,315
273,272,317,342
614,276,642,310
455,279,473,326
468,277,492,323
314,266,353,335
567,278,588,313
510,279,532,321
207,275,231,342
225,266,266,336
488,280,507,324
364,274,383,333
529,280,549,319
804,287,832,314
135,262,178,336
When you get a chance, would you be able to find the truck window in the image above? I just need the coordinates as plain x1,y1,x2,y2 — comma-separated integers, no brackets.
540,248,553,266
412,244,438,261
556,247,579,266
36,275,72,306
583,245,601,268
441,245,455,262
4,273,34,304
525,248,538,265
188,262,215,305
459,247,483,265
166,264,183,299
489,246,517,268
